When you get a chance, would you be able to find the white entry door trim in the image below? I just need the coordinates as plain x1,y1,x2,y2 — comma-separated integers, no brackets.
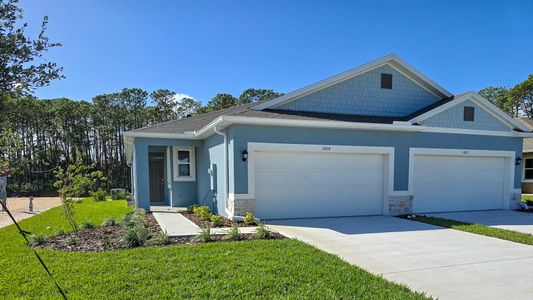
408,148,515,210
247,142,395,216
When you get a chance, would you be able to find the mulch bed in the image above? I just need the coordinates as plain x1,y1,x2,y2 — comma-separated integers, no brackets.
35,213,284,252
180,212,256,228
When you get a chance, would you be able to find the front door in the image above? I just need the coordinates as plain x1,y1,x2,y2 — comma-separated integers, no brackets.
149,152,165,203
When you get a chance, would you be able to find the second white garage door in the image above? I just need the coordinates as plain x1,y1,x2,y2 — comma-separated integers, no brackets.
412,155,506,213
254,151,385,219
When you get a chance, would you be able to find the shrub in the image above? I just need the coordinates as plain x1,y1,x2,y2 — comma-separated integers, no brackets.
210,215,224,226
122,225,149,248
187,204,200,213
81,220,96,229
254,223,272,240
67,236,79,246
101,217,116,227
243,212,256,225
28,233,48,245
193,206,212,221
145,231,170,246
101,234,111,248
224,224,241,241
90,188,108,202
122,208,146,228
526,200,533,206
110,188,127,200
194,226,212,243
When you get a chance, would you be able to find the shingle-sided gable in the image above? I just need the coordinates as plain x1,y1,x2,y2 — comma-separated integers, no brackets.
419,99,511,131
277,64,441,117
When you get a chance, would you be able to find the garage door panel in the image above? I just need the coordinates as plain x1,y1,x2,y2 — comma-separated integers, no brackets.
255,151,384,219
413,155,505,213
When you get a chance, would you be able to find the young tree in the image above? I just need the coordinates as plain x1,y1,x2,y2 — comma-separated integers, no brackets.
0,0,63,99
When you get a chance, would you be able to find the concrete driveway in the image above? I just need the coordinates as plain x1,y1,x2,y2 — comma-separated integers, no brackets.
269,216,533,300
427,210,533,235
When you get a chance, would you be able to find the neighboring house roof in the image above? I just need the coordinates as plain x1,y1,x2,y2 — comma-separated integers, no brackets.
252,53,453,111
517,118,533,152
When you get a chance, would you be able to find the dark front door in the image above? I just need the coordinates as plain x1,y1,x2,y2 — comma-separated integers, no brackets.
149,153,165,203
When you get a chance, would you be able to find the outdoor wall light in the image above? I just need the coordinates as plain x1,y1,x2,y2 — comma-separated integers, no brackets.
242,150,248,162
516,157,522,166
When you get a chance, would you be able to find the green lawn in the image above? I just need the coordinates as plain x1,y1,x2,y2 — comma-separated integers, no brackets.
522,194,533,202
0,199,428,299
411,216,533,246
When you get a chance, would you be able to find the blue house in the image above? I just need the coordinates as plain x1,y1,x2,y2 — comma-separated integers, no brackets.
124,54,531,220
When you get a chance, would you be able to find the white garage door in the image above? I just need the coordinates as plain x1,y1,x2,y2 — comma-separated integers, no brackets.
412,155,505,213
254,151,384,219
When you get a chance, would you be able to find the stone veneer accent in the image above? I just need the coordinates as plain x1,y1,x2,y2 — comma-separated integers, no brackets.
389,195,413,216
509,191,522,210
227,196,255,217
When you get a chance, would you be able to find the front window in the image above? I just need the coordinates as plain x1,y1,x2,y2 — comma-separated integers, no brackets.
525,158,533,180
173,147,196,181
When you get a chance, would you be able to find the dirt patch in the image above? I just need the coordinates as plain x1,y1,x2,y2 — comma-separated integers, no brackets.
0,197,62,228
35,213,284,252
181,212,256,228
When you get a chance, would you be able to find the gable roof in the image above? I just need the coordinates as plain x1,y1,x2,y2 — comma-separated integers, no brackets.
409,92,530,132
252,53,453,111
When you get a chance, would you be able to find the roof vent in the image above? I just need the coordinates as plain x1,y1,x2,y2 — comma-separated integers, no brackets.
381,73,393,89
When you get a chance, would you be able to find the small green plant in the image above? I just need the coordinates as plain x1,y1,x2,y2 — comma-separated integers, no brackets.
145,231,170,246
187,204,200,213
193,206,212,221
122,225,149,248
28,233,48,245
90,188,108,202
194,226,212,243
110,188,127,200
210,215,224,226
224,224,242,241
67,236,79,246
102,217,116,227
122,208,146,228
101,234,111,248
243,212,256,225
81,220,96,229
55,228,67,236
254,223,272,240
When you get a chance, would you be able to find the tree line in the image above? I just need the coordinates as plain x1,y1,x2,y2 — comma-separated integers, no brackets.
0,88,282,195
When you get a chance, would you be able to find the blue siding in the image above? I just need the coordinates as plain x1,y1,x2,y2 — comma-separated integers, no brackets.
278,64,440,117
196,134,227,215
420,100,511,131
132,138,202,211
227,124,522,194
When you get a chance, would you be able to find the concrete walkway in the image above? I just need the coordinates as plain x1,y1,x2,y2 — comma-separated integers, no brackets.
427,210,533,235
269,216,533,300
0,197,62,228
153,212,258,236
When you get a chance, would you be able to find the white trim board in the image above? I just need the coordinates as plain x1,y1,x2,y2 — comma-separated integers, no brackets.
407,147,516,209
252,54,452,111
246,142,395,216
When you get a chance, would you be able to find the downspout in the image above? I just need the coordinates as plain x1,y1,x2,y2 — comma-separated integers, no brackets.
213,126,229,214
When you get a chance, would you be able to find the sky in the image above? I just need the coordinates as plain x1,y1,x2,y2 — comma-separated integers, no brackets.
20,0,533,105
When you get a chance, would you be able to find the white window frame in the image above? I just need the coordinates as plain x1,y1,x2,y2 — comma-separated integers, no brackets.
523,158,533,182
173,147,196,181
